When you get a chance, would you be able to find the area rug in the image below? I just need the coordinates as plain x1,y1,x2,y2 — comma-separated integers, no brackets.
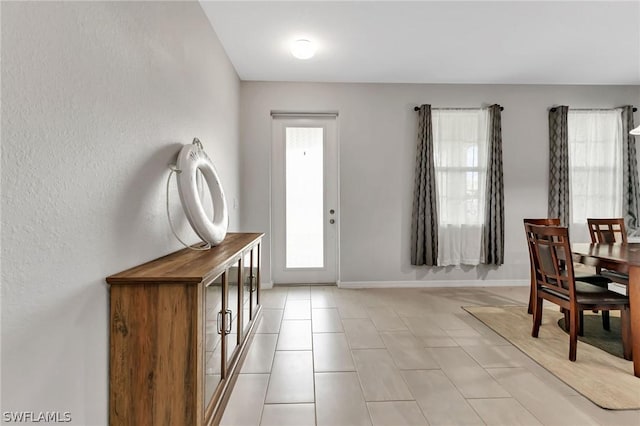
558,315,624,359
463,305,640,410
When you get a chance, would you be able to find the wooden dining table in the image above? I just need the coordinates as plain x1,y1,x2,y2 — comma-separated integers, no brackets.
572,242,640,377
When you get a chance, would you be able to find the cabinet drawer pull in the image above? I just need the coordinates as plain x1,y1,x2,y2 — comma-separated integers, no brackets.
225,309,232,334
216,311,223,335
250,275,257,292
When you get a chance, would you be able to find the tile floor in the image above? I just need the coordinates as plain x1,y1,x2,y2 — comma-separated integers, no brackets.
220,285,640,426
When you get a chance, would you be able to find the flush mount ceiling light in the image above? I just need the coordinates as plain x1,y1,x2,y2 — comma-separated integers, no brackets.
290,39,316,60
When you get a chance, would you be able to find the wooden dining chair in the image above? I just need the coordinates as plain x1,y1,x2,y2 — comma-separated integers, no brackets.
524,218,609,315
587,218,628,244
524,218,560,314
587,218,629,286
525,223,631,361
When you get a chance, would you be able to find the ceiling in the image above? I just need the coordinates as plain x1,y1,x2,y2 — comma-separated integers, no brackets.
200,1,640,85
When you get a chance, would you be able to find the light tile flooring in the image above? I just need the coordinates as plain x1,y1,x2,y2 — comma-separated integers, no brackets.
220,285,640,426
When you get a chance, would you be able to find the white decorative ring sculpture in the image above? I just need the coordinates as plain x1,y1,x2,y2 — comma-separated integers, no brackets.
176,139,229,246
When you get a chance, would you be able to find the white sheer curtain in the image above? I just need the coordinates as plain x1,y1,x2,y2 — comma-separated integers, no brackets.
433,109,489,265
568,110,623,242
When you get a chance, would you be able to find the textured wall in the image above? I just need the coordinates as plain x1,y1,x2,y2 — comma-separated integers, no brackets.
240,82,639,285
1,2,240,423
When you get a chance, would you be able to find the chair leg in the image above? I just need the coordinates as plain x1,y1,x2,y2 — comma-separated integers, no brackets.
578,311,584,337
527,272,535,315
621,306,633,361
569,309,579,362
602,311,610,331
531,296,543,338
563,309,570,332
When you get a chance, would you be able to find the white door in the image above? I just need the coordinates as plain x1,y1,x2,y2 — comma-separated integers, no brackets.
271,115,338,284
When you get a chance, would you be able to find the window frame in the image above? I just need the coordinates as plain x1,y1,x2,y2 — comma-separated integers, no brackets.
567,109,623,226
432,108,489,227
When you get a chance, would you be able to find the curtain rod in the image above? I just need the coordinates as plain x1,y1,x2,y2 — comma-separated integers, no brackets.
413,106,504,111
271,111,339,118
549,107,637,112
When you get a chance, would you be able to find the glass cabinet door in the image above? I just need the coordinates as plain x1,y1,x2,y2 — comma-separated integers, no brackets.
250,244,261,320
204,274,223,403
203,245,261,416
225,259,241,366
242,251,251,337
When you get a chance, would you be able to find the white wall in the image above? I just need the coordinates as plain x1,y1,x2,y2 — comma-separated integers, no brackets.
1,2,240,423
240,82,639,286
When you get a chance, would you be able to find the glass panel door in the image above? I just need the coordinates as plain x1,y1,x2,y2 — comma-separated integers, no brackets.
225,260,241,364
204,275,223,402
242,251,251,335
285,127,325,268
250,244,260,319
272,117,338,284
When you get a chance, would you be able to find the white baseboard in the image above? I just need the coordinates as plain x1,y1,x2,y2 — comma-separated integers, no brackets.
260,279,528,290
338,279,529,289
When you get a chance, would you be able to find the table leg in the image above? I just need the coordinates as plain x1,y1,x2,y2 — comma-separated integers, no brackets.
629,266,640,376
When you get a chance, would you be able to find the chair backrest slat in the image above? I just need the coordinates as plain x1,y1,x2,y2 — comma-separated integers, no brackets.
524,223,575,297
523,218,560,227
523,218,563,278
587,218,627,244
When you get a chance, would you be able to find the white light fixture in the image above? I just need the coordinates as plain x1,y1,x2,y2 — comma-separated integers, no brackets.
631,125,640,136
290,39,316,60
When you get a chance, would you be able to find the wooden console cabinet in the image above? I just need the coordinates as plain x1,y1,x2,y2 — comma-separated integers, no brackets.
106,233,263,425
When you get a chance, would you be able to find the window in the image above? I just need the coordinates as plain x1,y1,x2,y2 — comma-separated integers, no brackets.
285,127,324,268
432,109,489,265
568,110,622,231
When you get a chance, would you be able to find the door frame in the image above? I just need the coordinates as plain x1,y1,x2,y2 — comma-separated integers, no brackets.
270,112,340,285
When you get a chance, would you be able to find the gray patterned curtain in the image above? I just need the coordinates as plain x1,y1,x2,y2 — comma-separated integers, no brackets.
483,105,504,265
411,104,438,266
548,106,570,226
621,106,640,232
